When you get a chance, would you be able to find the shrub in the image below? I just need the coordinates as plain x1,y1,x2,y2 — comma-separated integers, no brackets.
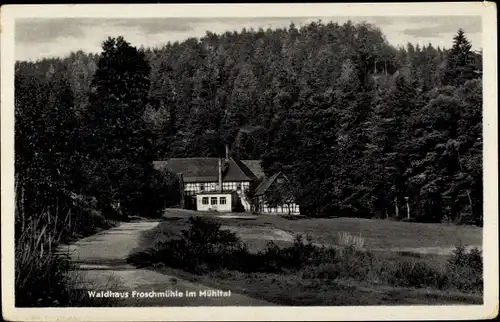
335,245,376,279
302,263,341,280
280,235,321,267
445,246,483,292
300,245,379,281
255,235,330,272
132,217,248,273
387,260,446,288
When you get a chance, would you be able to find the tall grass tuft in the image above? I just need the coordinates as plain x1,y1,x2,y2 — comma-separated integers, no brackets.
15,178,118,307
337,231,366,250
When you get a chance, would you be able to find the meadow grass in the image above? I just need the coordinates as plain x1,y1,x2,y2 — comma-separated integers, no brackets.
128,215,483,305
160,209,482,249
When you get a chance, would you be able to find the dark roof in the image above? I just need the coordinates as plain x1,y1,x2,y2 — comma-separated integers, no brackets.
196,190,237,196
233,159,259,180
254,172,282,196
241,160,265,179
153,158,254,183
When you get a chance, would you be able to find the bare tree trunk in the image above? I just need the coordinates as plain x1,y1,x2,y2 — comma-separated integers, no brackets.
466,189,473,214
395,197,399,218
456,148,474,218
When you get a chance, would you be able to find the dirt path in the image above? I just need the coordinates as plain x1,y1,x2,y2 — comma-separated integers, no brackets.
58,221,273,306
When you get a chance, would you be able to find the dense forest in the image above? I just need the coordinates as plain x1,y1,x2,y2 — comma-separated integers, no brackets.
15,20,482,224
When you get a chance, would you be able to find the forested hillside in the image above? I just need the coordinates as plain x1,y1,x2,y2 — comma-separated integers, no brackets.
15,21,482,224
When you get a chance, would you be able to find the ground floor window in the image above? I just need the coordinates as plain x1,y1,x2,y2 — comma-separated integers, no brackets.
210,197,218,205
220,197,227,205
202,197,209,205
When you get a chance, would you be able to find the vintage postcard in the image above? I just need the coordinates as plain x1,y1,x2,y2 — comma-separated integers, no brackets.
1,3,498,321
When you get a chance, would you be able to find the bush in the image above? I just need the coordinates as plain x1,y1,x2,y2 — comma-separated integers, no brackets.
387,260,446,288
254,235,332,273
302,245,376,281
336,245,377,279
382,246,483,291
132,217,248,273
303,263,341,280
445,246,483,292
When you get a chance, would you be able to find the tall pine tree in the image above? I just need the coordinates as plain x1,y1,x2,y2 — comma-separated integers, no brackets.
443,29,476,86
82,36,171,217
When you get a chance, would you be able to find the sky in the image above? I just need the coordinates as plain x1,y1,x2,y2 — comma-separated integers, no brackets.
15,16,482,62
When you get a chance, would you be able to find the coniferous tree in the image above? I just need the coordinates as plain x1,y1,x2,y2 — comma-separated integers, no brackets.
443,29,476,86
82,36,175,217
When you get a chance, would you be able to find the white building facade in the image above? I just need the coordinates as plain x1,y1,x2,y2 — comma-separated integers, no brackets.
195,192,235,212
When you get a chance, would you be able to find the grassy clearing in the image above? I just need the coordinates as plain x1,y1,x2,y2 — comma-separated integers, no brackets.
157,210,482,254
128,215,483,305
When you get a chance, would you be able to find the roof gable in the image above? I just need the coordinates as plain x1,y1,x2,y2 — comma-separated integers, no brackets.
254,171,282,196
241,160,265,179
232,159,259,180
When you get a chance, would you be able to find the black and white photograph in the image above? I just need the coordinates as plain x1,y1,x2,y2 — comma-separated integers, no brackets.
1,3,498,321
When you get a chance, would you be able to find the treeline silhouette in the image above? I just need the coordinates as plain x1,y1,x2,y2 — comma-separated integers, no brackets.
15,21,482,224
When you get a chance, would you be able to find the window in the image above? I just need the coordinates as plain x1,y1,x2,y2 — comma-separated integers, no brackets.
236,183,242,190
277,178,284,184
199,183,205,192
210,197,218,205
202,197,209,205
220,197,227,205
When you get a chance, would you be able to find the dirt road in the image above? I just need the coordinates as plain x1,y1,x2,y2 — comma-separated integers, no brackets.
59,221,273,306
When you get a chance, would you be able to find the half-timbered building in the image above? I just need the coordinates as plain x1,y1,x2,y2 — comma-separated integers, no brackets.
153,156,259,211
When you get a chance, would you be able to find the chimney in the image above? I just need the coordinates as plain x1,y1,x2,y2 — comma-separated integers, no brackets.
177,173,185,209
218,158,223,193
225,144,230,160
